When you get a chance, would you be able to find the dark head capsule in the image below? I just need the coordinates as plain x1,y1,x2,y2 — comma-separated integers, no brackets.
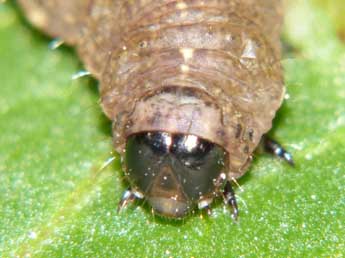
124,132,226,218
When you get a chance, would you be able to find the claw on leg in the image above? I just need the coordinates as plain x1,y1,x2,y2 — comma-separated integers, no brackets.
204,206,212,216
198,198,213,217
223,181,238,220
262,136,295,166
117,188,136,212
48,38,64,50
71,70,91,80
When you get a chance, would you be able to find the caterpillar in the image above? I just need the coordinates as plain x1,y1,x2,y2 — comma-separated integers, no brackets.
18,0,291,219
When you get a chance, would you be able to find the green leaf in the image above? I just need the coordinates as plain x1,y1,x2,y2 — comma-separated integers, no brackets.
1,1,344,257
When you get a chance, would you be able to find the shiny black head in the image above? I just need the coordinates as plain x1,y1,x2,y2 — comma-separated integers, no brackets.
125,131,227,218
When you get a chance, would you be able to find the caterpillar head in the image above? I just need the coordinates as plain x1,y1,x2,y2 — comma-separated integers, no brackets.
125,132,226,218
120,87,228,218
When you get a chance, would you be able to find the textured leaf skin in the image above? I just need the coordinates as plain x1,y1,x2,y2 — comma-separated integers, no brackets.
1,1,345,257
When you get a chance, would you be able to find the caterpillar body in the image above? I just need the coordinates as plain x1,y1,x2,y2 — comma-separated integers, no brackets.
19,0,286,219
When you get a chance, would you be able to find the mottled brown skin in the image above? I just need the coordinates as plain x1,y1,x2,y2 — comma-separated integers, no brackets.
18,0,284,180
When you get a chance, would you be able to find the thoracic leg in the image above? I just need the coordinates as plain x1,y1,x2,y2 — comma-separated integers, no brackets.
198,198,214,216
222,181,239,220
261,135,294,166
117,188,140,212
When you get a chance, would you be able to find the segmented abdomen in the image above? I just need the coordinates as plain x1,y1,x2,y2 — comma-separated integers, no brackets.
18,0,285,178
